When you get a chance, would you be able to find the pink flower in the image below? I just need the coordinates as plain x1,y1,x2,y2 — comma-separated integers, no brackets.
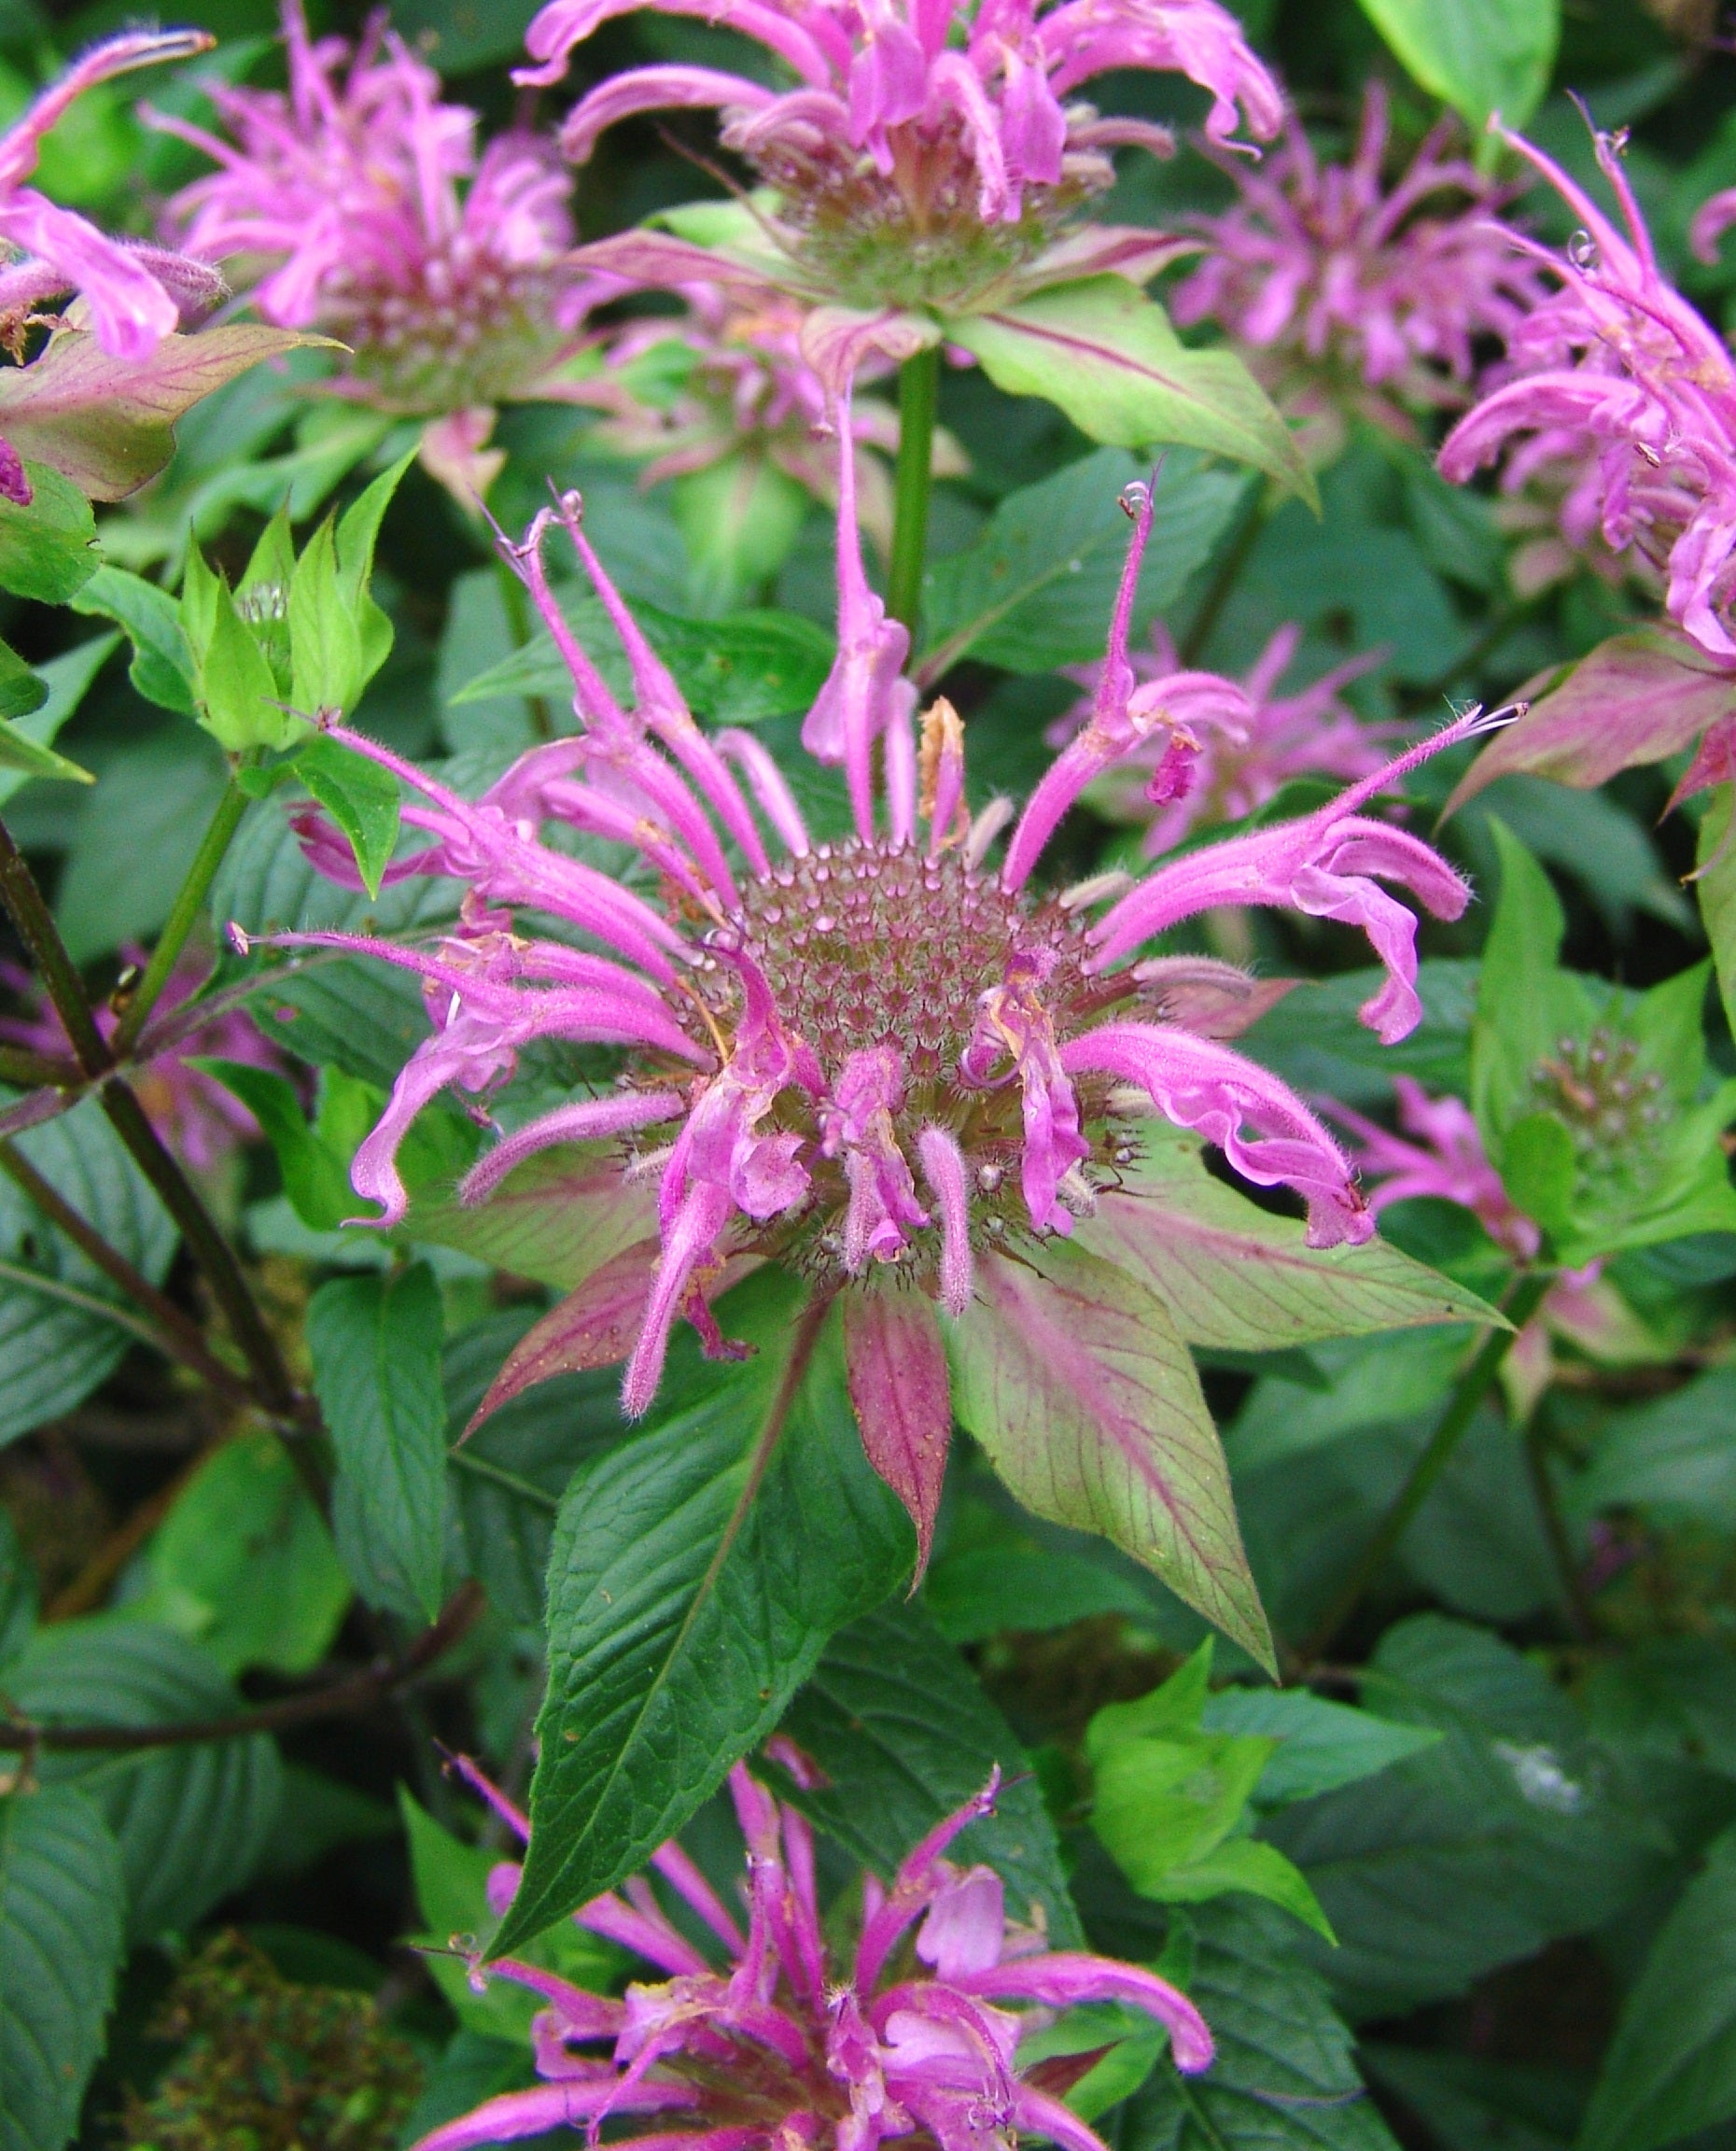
0,946,286,1173
153,2,599,418
410,1748,1214,2151
1439,123,1736,662
0,31,223,504
1331,1076,1539,1260
1053,620,1394,852
1171,83,1545,442
516,0,1279,307
244,417,1491,1453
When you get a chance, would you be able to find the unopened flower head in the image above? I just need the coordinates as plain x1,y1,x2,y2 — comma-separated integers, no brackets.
516,0,1282,311
410,1747,1214,2151
251,411,1494,1468
155,1,595,415
1054,619,1394,853
0,947,285,1173
1172,83,1545,443
1439,123,1736,661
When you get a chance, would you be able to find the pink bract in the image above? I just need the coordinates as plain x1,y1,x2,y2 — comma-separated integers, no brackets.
1171,83,1544,443
1054,620,1394,852
1439,123,1736,663
410,1748,1214,2151
153,1,599,417
250,417,1494,1449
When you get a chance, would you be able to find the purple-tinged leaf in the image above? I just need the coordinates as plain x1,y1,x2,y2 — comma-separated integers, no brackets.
799,306,939,398
949,277,1314,504
409,1142,658,1291
1013,224,1200,295
1444,628,1736,812
0,325,335,500
842,1289,952,1580
1078,1137,1497,1350
947,1241,1273,1672
465,1239,661,1436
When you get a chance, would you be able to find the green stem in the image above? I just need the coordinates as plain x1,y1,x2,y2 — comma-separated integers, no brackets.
98,1082,305,1426
0,810,314,1443
1301,1271,1553,1665
448,1446,561,1511
0,1135,255,1409
1526,1413,1597,1640
110,774,249,1061
888,344,941,637
1179,483,1267,668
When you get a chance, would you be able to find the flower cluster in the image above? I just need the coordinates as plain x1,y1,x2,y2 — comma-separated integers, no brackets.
251,409,1492,1441
518,0,1281,310
155,1,596,419
1171,84,1544,444
1053,620,1393,853
413,1749,1213,2151
0,948,283,1172
1439,125,1736,661
0,31,224,503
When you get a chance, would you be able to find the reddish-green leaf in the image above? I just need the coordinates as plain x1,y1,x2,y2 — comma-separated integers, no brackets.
947,1241,1273,1672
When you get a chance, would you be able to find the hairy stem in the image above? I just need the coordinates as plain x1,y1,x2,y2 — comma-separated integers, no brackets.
110,773,250,1061
1301,1271,1553,1665
888,344,941,636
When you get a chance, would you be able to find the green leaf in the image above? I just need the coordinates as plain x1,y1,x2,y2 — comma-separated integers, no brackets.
450,593,834,727
399,1788,623,2044
1471,821,1587,1159
0,1093,178,1445
1579,1823,1736,2151
0,326,337,502
0,463,95,603
917,447,1246,682
335,446,417,608
288,516,364,718
193,1057,354,1231
779,1597,1083,1944
1697,784,1736,1041
948,1242,1274,1674
1263,1616,1667,2017
1362,2046,1579,2151
1199,1687,1443,1807
494,1272,909,1955
0,635,117,809
11,1619,282,1944
0,1785,125,2151
293,734,401,900
1240,957,1479,1110
1075,1133,1499,1351
1355,0,1560,130
1093,1731,1275,1882
949,278,1314,503
1097,1900,1400,2151
1150,1835,1337,1944
408,1142,656,1292
308,1263,449,1624
0,1511,33,1675
0,638,46,726
197,570,299,752
672,450,811,612
444,1309,628,1627
923,1504,1153,1644
128,1429,350,1678
1574,1367,1736,1534
70,563,197,716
